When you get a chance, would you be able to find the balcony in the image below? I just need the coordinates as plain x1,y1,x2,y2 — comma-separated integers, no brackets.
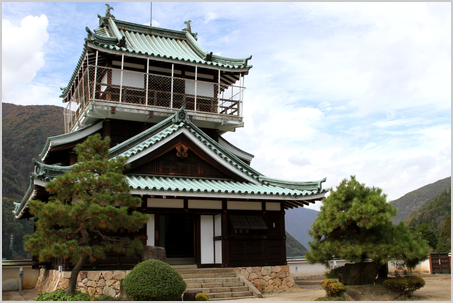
63,65,245,133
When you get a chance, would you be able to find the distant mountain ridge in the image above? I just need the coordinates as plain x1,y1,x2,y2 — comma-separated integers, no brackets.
390,177,451,225
285,207,319,252
285,231,307,257
405,186,451,236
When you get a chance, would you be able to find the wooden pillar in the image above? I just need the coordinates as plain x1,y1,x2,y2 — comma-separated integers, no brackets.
222,199,228,267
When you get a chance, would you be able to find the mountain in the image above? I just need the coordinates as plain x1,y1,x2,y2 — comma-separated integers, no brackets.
285,231,307,257
285,207,319,252
2,103,64,260
2,103,64,199
390,177,451,225
405,186,451,236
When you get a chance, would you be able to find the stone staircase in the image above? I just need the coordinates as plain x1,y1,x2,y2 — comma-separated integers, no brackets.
175,266,260,301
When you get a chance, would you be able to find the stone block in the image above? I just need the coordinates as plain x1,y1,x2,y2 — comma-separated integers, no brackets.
268,279,274,285
241,269,249,279
246,267,253,273
80,271,87,280
249,273,259,280
281,265,289,272
262,266,272,276
263,275,271,282
77,282,86,289
80,288,87,294
77,275,82,282
96,287,103,294
105,279,115,286
102,271,113,281
272,266,282,273
112,271,126,281
62,271,71,279
59,279,69,289
142,245,167,262
98,279,106,287
112,280,121,290
254,278,268,286
282,276,295,288
264,285,274,293
274,278,282,287
88,287,96,296
82,278,88,284
87,271,101,281
277,271,286,278
252,267,261,273
280,285,290,291
103,286,117,298
87,280,97,288
271,272,277,279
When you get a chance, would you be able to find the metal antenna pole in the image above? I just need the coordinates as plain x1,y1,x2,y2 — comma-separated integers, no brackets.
150,3,152,26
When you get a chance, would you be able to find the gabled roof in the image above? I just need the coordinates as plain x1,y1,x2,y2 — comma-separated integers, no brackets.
13,108,327,219
60,12,252,99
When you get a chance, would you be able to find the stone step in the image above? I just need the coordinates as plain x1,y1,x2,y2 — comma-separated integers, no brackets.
186,281,244,289
207,290,254,299
186,286,250,294
185,277,241,284
179,272,237,279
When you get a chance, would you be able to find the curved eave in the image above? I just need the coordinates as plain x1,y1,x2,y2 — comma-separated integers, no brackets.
259,177,327,192
13,179,36,219
218,136,254,162
39,121,103,161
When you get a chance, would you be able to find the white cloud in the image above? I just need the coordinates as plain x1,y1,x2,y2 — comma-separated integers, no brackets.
2,15,49,88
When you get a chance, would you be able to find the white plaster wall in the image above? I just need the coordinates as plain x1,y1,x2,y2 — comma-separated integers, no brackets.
214,214,222,264
228,201,261,210
2,266,39,290
200,215,214,264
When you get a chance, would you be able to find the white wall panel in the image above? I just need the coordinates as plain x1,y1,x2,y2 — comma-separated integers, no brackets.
188,200,222,209
228,201,262,210
214,214,222,264
266,202,281,211
147,198,184,208
200,215,214,264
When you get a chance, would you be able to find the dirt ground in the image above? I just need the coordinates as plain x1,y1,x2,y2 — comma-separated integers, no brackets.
2,274,450,301
241,274,451,301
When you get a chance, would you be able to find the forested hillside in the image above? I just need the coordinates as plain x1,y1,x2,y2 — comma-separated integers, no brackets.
285,231,307,257
405,186,451,236
2,102,64,259
390,177,451,224
285,207,319,251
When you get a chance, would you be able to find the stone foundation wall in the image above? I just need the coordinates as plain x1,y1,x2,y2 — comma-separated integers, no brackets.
35,269,129,298
237,265,296,293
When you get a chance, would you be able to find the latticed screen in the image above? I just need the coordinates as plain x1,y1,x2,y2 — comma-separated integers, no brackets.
65,65,244,132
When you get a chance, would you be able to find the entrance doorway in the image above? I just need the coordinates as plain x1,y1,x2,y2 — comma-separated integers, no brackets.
159,214,195,265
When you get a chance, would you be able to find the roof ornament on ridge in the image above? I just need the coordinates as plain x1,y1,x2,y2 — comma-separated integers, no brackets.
105,4,115,19
182,20,198,40
173,106,188,123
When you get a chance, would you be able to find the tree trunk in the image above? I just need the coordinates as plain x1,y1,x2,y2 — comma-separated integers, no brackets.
66,255,87,296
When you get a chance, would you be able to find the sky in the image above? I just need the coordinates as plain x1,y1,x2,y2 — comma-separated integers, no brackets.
2,2,451,211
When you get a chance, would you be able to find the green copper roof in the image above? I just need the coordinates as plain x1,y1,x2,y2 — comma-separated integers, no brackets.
127,175,322,199
88,17,252,70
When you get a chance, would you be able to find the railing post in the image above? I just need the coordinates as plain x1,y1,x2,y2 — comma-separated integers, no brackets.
217,69,220,114
86,52,90,102
92,50,98,100
145,58,149,105
194,66,197,111
81,61,85,109
119,54,124,103
170,63,174,108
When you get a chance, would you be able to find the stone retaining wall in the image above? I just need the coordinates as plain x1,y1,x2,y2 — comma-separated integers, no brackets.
35,269,129,298
237,265,296,293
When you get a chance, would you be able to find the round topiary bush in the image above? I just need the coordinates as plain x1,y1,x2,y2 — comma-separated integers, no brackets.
122,259,187,301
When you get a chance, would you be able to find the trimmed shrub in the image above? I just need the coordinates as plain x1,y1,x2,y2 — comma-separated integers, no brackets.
325,266,344,279
195,292,210,301
321,279,345,298
383,276,425,298
122,259,187,301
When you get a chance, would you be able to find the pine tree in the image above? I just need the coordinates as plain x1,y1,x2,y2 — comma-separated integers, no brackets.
306,176,430,276
24,134,149,295
437,215,451,253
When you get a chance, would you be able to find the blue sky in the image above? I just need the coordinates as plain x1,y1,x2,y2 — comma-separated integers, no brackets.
2,2,451,210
